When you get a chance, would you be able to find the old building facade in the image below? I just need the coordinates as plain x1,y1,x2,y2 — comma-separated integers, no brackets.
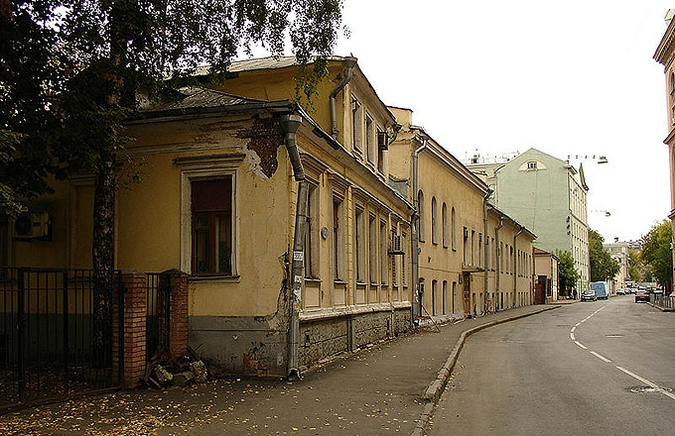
4,55,539,380
654,9,675,290
468,148,590,293
387,108,536,320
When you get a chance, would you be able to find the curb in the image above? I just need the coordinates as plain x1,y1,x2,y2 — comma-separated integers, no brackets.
410,305,559,436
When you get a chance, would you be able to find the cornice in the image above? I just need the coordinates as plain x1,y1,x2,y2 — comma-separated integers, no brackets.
655,19,675,66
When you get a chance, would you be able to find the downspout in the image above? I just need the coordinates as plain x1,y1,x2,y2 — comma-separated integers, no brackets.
330,57,357,139
281,114,306,380
411,137,427,323
483,190,492,314
495,216,504,310
513,226,525,307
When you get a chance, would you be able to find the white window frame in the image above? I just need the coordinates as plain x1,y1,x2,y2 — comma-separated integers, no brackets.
179,157,241,278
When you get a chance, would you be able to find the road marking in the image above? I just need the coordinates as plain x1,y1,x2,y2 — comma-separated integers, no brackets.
590,351,612,363
570,305,675,402
617,366,675,401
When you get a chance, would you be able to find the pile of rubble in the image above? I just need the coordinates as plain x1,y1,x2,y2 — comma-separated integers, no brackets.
145,356,209,388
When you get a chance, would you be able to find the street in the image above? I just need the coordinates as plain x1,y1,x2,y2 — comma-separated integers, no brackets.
426,296,675,435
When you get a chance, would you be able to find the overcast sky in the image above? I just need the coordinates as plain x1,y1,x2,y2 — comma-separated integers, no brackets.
333,0,673,243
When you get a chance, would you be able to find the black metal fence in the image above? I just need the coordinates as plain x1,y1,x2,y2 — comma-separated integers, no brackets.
650,292,675,310
0,267,121,408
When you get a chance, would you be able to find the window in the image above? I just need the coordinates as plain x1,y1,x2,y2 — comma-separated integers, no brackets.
369,213,378,284
442,281,448,314
377,130,386,173
333,198,345,280
432,280,438,316
366,114,374,163
355,206,366,282
305,183,319,278
380,220,388,284
431,197,438,245
390,226,398,287
478,233,483,268
418,190,425,242
486,237,490,270
527,161,538,170
442,203,448,248
451,207,456,250
400,230,407,288
351,97,363,152
471,230,476,265
191,177,233,276
463,227,469,265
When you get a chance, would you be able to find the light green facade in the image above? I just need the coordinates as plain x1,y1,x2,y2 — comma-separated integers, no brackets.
468,148,590,292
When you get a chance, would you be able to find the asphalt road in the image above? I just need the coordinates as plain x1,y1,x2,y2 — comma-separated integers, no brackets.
426,296,675,436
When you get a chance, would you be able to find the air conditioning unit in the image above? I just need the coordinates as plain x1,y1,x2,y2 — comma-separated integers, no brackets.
13,212,51,240
390,235,404,254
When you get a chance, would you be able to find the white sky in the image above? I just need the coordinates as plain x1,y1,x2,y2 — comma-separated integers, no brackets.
333,0,673,244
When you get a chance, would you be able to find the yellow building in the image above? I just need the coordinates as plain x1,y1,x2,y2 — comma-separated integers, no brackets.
388,108,536,320
5,55,538,379
127,57,415,376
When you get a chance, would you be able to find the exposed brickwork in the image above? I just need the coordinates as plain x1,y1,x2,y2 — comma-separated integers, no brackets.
238,117,284,178
159,269,189,359
112,271,147,388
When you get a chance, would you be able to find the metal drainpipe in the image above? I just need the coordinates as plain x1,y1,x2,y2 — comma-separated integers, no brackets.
495,216,504,310
281,114,306,380
330,57,357,139
513,226,525,307
483,190,491,313
411,137,427,323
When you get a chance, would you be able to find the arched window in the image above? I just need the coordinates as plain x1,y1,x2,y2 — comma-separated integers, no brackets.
442,203,448,248
418,190,425,242
431,196,438,244
451,207,456,250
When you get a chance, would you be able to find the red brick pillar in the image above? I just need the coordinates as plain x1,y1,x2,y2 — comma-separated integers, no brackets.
112,270,147,388
159,269,189,359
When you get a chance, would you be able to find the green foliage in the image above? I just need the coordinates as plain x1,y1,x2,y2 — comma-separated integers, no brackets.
0,2,63,214
589,229,621,282
640,220,673,288
555,250,579,295
628,249,644,282
3,0,346,352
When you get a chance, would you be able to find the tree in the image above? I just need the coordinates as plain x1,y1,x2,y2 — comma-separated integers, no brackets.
3,0,345,365
641,220,673,292
556,250,579,297
0,2,64,216
628,249,644,283
589,229,620,282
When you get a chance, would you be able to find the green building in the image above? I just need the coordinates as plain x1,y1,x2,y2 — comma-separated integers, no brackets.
468,148,590,293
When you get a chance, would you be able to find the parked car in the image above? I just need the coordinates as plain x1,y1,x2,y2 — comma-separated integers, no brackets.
617,288,626,295
635,290,650,303
581,290,598,301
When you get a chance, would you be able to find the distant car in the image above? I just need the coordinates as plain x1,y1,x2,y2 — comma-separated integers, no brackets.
581,290,598,301
635,290,650,303
617,289,626,295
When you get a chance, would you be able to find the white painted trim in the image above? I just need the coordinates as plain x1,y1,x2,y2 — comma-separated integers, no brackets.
179,160,242,275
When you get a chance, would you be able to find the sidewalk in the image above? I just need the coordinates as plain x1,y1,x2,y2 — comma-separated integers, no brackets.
1,304,560,436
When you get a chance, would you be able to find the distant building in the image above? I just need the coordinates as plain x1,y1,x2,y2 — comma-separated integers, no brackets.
533,248,560,302
388,108,536,318
604,241,630,291
467,148,590,292
653,9,675,291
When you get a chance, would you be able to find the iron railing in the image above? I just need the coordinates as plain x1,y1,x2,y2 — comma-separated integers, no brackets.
0,267,121,408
